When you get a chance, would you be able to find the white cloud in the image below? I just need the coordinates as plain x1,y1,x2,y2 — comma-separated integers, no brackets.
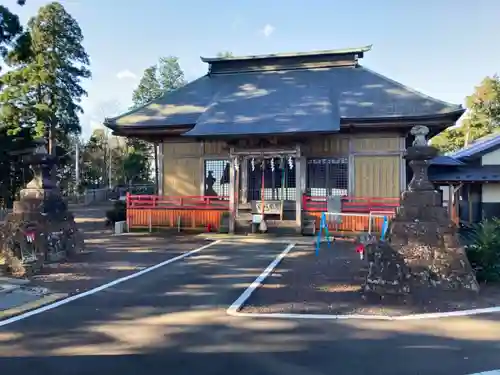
260,24,275,37
116,69,137,80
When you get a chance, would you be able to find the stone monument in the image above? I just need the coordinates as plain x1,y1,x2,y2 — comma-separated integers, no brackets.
364,125,479,295
0,139,84,276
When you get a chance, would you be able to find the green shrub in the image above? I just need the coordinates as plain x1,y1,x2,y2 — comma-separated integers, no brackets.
465,218,500,282
105,200,126,225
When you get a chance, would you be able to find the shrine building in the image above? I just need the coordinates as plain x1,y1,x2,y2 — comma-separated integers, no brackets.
104,45,464,234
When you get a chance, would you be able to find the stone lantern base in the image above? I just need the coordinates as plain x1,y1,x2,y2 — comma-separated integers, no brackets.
1,186,84,276
363,137,479,296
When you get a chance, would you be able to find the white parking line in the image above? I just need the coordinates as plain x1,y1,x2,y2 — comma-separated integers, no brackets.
227,242,500,321
0,240,222,327
227,243,295,315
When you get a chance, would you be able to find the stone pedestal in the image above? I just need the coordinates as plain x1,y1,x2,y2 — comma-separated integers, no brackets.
363,140,479,295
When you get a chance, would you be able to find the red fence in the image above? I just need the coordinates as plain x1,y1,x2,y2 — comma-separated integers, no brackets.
126,194,229,231
302,195,399,233
302,195,399,213
126,194,229,210
125,194,400,233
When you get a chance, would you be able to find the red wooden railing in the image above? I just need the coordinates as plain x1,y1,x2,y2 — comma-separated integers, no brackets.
126,193,229,210
125,193,399,233
127,194,399,213
302,194,399,213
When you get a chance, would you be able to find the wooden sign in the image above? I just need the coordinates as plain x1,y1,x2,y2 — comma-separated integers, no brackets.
251,200,283,215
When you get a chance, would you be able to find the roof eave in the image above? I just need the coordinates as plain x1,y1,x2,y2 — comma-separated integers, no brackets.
342,108,465,125
110,124,193,138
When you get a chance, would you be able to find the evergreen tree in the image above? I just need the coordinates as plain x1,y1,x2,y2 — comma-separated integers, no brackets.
1,2,90,141
0,2,90,202
131,66,161,106
432,75,500,153
127,56,186,186
216,51,234,58
0,3,23,67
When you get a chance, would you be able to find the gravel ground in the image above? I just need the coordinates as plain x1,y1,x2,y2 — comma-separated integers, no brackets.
242,242,500,316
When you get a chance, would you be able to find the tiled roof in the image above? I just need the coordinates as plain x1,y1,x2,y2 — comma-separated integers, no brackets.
184,70,339,136
105,48,463,136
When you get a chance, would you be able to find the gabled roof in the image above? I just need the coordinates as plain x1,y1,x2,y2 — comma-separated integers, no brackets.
105,46,464,136
448,132,500,160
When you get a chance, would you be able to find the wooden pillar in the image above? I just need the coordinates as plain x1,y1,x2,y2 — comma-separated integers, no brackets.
295,146,304,233
229,156,236,234
241,158,248,204
468,185,473,224
448,184,453,220
154,142,159,194
158,142,164,196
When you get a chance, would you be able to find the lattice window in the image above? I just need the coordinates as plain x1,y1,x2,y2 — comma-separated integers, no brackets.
204,159,230,197
247,158,296,201
306,157,348,197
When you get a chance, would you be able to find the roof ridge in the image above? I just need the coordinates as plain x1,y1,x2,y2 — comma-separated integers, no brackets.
201,45,372,63
358,65,463,110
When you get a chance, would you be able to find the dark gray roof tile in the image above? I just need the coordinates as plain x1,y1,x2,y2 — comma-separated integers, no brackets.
184,70,339,136
107,76,214,128
106,63,463,134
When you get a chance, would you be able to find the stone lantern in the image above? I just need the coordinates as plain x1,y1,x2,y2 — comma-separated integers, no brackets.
0,138,84,276
363,126,479,296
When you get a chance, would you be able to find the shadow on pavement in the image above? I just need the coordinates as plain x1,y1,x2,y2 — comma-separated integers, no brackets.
0,242,498,375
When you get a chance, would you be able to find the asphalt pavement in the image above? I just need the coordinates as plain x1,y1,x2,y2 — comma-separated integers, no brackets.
0,241,499,375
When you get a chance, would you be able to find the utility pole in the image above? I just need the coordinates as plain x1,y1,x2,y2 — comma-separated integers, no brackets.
107,130,112,189
75,141,80,190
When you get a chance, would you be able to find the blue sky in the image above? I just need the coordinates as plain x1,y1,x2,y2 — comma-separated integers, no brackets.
5,0,500,138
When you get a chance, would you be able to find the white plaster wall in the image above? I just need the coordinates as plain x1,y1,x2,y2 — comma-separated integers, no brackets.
481,148,500,165
439,186,450,206
482,184,500,203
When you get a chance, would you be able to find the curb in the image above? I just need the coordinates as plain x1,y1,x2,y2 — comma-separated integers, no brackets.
226,242,500,322
198,235,316,245
198,234,357,245
0,293,68,320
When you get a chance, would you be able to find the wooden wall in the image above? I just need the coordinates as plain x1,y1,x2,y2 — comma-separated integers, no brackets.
161,133,404,198
354,156,401,197
303,133,404,198
351,134,403,198
161,140,228,196
302,136,349,156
